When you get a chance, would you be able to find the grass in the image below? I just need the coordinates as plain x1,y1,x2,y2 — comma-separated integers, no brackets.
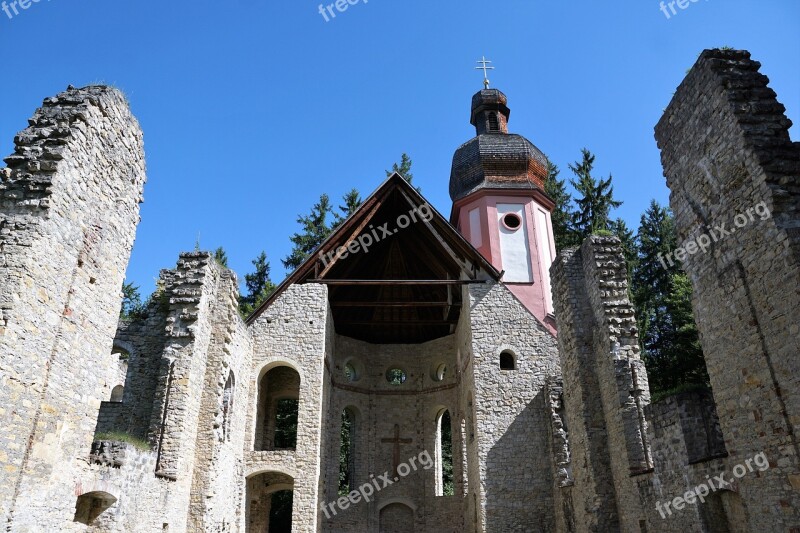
650,382,711,404
94,431,150,452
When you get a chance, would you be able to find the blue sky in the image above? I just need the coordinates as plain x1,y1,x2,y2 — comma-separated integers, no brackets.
1,0,798,294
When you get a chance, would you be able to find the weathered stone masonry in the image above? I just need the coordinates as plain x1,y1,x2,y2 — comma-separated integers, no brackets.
1,48,798,532
655,49,800,531
0,86,146,531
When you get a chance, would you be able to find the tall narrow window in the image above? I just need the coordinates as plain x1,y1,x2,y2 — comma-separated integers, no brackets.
487,112,500,132
339,408,356,495
221,371,235,442
274,399,299,449
436,409,454,496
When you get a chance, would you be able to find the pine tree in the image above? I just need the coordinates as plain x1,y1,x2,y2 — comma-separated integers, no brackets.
609,218,637,284
386,153,421,192
120,282,144,319
282,194,335,271
239,251,277,316
387,153,414,183
333,188,363,228
569,149,622,239
632,201,708,394
544,159,577,251
213,247,229,267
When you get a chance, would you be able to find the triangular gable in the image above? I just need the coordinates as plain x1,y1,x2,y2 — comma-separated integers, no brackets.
247,174,500,342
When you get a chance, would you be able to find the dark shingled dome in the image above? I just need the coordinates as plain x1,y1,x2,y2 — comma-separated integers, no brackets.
449,89,549,202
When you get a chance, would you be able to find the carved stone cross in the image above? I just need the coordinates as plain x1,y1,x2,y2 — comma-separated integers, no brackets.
381,424,413,479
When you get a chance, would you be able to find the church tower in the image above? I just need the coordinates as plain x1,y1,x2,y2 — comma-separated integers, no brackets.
449,87,558,334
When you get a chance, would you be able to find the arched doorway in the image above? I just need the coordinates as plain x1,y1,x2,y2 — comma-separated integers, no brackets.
246,472,294,533
379,502,414,533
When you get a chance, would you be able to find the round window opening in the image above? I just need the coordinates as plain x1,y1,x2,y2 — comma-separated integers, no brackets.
386,368,407,386
433,363,447,382
344,363,358,382
502,213,522,231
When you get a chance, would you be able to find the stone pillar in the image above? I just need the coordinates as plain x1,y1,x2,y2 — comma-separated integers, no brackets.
655,48,800,529
144,252,223,531
550,236,652,532
0,86,146,530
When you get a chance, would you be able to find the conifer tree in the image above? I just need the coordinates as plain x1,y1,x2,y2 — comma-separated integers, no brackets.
213,247,229,267
386,153,421,192
239,251,277,316
333,188,363,228
282,194,335,271
632,201,708,394
609,218,637,283
544,159,577,250
568,149,622,239
387,153,414,183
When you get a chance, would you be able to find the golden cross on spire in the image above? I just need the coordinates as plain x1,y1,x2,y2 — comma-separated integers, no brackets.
475,56,495,89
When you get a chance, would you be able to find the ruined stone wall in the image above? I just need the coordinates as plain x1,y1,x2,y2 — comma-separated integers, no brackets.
655,49,800,529
246,284,331,533
55,253,251,532
102,299,172,442
467,282,561,532
550,236,652,532
544,377,575,533
320,333,465,533
0,86,146,530
639,392,728,532
187,267,253,532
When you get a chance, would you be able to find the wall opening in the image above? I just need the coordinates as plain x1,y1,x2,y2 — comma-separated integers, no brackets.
221,371,235,442
487,112,500,132
246,472,294,533
339,407,357,495
268,490,293,533
435,409,454,496
110,385,124,402
500,351,516,370
73,491,117,525
255,366,300,451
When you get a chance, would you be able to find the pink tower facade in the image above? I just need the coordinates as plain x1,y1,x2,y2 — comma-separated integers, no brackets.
449,88,558,335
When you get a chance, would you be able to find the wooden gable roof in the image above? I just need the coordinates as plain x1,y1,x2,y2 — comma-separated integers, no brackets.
247,173,500,343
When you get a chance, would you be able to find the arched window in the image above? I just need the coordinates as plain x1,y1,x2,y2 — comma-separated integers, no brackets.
435,409,454,496
221,371,235,442
110,385,124,403
500,351,516,370
255,366,300,451
74,491,117,525
339,407,357,495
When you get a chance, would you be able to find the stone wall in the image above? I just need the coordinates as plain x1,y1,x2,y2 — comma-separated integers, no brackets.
246,283,331,533
655,49,800,529
550,236,652,532
640,392,728,532
320,333,464,533
0,85,146,530
466,282,561,532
